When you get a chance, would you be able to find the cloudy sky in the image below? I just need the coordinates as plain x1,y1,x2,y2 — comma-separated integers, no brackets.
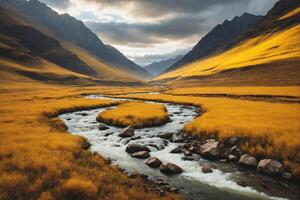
40,0,276,66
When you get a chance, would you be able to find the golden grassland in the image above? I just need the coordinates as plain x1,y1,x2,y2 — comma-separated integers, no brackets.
279,7,300,20
97,102,170,128
119,93,300,177
0,82,179,200
166,86,300,97
156,24,300,81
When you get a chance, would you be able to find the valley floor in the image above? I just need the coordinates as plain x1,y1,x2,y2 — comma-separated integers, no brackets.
0,81,299,199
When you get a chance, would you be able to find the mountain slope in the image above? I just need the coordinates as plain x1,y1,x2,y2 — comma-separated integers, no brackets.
156,0,300,86
144,55,182,76
1,0,151,80
167,13,262,72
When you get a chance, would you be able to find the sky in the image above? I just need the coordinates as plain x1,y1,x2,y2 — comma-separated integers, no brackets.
40,0,277,66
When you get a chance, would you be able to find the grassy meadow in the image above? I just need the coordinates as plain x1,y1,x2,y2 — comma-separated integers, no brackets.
0,82,179,200
97,102,170,128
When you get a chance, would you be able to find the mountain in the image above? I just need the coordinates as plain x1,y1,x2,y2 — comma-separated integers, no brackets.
1,0,151,80
155,0,300,86
167,13,262,72
144,55,182,76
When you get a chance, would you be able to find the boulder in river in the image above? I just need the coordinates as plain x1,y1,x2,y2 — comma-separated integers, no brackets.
170,146,183,154
231,146,244,157
225,137,239,147
202,164,213,173
257,159,284,175
159,132,173,139
131,151,150,159
183,150,192,156
200,141,223,159
239,154,257,168
126,144,150,154
98,123,109,130
119,126,134,137
145,157,162,168
159,163,183,175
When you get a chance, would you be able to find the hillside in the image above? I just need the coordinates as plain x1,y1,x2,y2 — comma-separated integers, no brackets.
168,13,262,72
156,0,300,86
0,0,151,80
144,55,182,76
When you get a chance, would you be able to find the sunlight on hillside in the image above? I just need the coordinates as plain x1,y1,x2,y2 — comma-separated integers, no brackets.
156,25,300,80
279,7,300,20
97,101,169,128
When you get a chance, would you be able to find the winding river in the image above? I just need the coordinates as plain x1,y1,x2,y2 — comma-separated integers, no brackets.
59,95,300,200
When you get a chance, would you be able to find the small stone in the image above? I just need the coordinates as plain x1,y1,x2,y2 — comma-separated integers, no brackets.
239,154,257,168
98,123,109,130
184,150,192,156
182,156,194,161
281,172,292,179
228,154,238,162
170,187,179,193
145,157,162,168
257,159,284,175
159,163,183,175
159,132,173,139
170,146,183,154
126,144,150,154
131,151,150,159
202,164,213,173
118,126,134,137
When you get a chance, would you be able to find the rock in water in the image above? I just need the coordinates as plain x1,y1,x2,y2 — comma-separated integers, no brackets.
170,146,183,154
202,164,213,173
98,123,109,130
159,132,173,139
131,151,150,159
257,159,284,175
228,154,238,162
118,126,134,137
126,144,150,154
200,141,223,159
145,157,162,168
159,163,183,175
281,172,292,179
239,154,257,167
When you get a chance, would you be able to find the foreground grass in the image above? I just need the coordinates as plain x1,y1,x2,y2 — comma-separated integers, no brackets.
0,83,179,200
97,101,169,128
119,93,300,178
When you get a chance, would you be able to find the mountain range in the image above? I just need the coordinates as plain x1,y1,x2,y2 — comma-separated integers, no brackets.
144,55,182,76
156,0,300,86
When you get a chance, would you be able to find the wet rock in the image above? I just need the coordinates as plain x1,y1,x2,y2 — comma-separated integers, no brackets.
200,141,223,159
159,132,173,139
104,157,112,165
131,151,150,159
145,157,162,168
170,187,179,193
173,138,185,143
257,159,284,175
183,150,192,156
128,171,139,178
220,159,227,162
66,118,71,121
104,132,113,137
170,146,183,154
231,146,244,157
118,126,134,138
239,154,257,168
159,163,183,175
147,144,159,150
237,181,248,187
140,174,149,180
228,154,238,162
126,144,150,154
182,156,194,161
98,123,109,130
202,164,213,173
281,172,292,179
225,137,239,147
130,136,142,140
80,113,88,116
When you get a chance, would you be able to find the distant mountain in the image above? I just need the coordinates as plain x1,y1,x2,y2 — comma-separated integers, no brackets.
155,0,300,86
167,13,262,72
144,55,182,76
1,0,151,79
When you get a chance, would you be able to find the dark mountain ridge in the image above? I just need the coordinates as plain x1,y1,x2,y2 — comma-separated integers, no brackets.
1,0,151,79
167,13,262,72
144,55,182,76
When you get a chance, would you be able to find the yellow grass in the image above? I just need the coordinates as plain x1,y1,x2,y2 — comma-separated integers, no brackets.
279,7,300,20
0,82,179,200
119,93,300,177
156,25,300,81
166,86,300,97
97,101,170,128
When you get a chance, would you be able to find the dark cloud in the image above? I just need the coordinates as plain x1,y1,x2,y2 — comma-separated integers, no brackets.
40,0,71,9
86,14,209,46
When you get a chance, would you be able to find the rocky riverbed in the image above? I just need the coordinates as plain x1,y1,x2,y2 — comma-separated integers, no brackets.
59,95,300,200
